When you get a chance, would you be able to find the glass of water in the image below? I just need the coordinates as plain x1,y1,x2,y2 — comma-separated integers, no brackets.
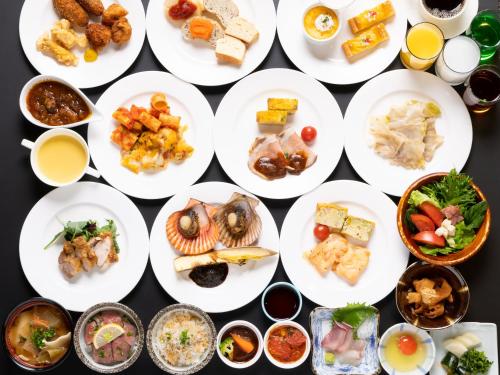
435,36,480,86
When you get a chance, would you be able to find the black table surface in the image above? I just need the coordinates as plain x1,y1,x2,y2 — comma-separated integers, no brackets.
2,0,499,374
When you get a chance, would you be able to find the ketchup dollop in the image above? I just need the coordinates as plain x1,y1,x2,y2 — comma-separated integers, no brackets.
168,0,197,20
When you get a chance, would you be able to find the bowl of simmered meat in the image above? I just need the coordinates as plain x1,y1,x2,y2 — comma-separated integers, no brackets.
396,261,470,330
217,320,263,369
3,297,73,372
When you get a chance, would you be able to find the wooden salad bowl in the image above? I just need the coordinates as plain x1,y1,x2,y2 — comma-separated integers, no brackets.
397,172,491,266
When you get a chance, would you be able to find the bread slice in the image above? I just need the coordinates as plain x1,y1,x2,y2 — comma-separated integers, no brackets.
225,16,259,45
181,16,224,48
203,0,239,27
215,35,246,65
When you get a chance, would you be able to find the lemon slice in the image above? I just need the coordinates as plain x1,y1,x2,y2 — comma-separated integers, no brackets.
93,323,125,349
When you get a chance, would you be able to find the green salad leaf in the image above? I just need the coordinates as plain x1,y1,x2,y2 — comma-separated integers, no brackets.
459,349,493,373
332,303,376,331
408,190,441,209
463,201,488,230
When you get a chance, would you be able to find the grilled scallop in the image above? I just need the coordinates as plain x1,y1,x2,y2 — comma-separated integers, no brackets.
166,198,219,255
215,193,262,248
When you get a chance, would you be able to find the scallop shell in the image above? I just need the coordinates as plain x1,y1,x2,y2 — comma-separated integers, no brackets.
166,199,219,255
215,193,262,248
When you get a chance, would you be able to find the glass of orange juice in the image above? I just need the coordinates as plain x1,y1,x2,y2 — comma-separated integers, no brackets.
400,22,444,70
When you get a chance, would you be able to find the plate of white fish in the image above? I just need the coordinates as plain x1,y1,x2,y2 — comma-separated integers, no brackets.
19,182,150,312
344,69,473,197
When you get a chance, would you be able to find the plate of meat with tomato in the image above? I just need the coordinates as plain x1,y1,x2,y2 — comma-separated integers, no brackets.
397,169,491,266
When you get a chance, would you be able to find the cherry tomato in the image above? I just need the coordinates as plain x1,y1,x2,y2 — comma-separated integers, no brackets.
301,126,317,143
398,335,418,356
313,224,330,241
410,214,435,232
412,231,445,247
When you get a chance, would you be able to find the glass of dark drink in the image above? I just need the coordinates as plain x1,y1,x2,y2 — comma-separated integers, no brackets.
463,65,500,114
420,0,467,21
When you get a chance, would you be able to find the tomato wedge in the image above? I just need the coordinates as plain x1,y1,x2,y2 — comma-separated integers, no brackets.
413,231,445,247
410,214,435,232
419,202,445,226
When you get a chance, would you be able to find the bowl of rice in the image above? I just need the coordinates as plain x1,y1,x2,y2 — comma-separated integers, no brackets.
146,304,216,374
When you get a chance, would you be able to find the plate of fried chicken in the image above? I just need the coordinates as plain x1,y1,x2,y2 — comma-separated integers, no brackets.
19,0,146,88
19,182,150,312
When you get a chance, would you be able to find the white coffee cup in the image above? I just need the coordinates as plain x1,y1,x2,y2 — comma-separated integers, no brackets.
419,0,468,23
21,128,100,187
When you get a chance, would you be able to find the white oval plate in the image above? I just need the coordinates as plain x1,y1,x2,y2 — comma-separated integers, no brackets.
280,180,409,307
19,182,150,312
277,0,407,85
402,0,479,39
88,71,214,200
149,181,280,313
146,0,276,86
430,322,499,375
214,68,344,200
19,0,146,89
344,69,472,197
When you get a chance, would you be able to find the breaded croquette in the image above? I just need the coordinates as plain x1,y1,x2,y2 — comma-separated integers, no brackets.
111,17,132,44
53,0,89,27
75,0,104,16
37,33,79,66
102,4,129,26
86,23,111,50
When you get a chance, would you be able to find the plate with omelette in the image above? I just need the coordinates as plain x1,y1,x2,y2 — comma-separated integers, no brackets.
277,0,407,85
280,180,409,307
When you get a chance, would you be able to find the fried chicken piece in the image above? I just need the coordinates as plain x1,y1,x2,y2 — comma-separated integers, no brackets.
51,19,88,49
53,0,89,27
75,0,104,16
102,4,129,26
37,33,79,66
86,23,111,50
111,17,132,44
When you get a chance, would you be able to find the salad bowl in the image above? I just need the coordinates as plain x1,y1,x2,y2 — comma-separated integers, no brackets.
397,172,491,266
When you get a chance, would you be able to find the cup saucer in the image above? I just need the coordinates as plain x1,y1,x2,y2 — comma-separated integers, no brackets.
403,0,479,39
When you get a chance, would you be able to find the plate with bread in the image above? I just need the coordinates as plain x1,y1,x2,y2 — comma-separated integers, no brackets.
213,68,344,200
146,0,276,86
280,180,409,307
277,0,407,85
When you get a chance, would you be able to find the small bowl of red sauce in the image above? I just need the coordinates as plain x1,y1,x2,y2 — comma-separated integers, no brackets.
263,321,311,369
261,282,302,322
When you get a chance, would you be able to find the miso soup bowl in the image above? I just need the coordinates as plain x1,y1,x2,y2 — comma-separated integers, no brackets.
3,297,73,372
216,320,263,369
19,75,101,129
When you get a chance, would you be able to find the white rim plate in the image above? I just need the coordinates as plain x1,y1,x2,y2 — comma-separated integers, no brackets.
146,0,276,86
88,71,214,200
19,182,150,312
280,180,409,307
149,181,280,313
430,322,499,375
19,0,146,89
214,68,344,200
277,0,408,85
344,69,472,197
403,0,479,39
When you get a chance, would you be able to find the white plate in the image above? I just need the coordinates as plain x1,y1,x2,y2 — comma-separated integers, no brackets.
214,68,344,200
277,0,408,85
344,69,472,197
430,322,499,375
149,181,280,313
146,0,276,86
280,180,409,308
19,182,150,312
19,0,146,89
88,71,214,200
402,0,479,39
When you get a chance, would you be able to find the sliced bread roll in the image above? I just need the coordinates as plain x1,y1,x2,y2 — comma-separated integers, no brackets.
215,35,246,65
181,16,224,47
203,0,239,27
225,16,259,45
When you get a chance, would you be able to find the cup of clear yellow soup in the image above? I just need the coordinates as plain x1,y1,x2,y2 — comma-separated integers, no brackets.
303,3,341,44
21,128,100,187
378,323,436,375
400,22,444,70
